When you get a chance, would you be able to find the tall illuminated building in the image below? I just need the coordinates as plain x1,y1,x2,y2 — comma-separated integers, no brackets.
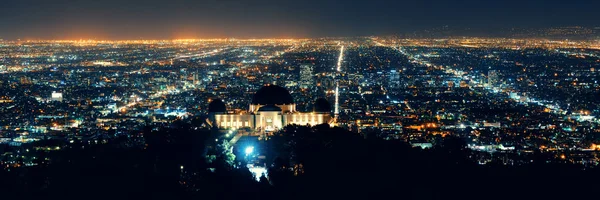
488,70,500,86
299,64,314,89
389,70,401,89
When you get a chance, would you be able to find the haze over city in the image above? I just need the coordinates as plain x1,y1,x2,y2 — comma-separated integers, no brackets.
1,0,599,39
1,0,600,200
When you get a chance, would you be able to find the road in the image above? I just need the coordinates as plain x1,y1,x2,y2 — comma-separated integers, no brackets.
334,45,344,121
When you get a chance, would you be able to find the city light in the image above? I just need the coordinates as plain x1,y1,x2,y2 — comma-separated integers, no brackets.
247,164,267,182
245,146,254,155
1,24,599,196
336,45,344,72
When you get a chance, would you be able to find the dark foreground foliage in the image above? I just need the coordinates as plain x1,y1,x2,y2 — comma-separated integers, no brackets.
1,122,599,200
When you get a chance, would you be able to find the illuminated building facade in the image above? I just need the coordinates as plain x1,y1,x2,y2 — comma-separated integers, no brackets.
389,69,400,89
299,64,314,89
488,70,499,86
208,85,333,131
51,91,63,102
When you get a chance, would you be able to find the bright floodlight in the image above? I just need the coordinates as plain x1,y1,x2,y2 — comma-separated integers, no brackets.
245,146,254,155
248,166,267,182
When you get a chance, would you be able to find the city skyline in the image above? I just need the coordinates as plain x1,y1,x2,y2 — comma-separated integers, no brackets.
2,1,600,198
1,0,599,40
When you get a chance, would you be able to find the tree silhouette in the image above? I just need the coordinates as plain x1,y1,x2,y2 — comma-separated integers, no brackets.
3,122,600,200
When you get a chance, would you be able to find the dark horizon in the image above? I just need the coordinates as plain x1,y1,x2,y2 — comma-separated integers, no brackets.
0,0,598,40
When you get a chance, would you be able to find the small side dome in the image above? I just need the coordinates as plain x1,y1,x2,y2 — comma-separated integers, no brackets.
258,105,282,112
208,99,227,113
313,98,331,113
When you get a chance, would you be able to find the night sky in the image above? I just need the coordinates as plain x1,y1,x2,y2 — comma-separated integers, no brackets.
0,0,597,39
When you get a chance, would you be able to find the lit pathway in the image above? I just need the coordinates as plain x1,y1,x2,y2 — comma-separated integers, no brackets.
229,133,243,145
